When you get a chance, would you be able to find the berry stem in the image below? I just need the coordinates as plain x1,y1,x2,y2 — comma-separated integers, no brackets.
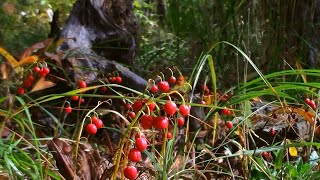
173,66,182,76
159,72,165,81
73,100,112,174
165,90,186,105
160,127,169,166
112,105,145,179
156,75,163,82
166,67,174,77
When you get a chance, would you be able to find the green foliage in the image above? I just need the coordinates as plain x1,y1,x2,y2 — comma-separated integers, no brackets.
0,0,74,55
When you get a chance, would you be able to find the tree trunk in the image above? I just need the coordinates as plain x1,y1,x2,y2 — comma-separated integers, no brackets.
59,0,139,66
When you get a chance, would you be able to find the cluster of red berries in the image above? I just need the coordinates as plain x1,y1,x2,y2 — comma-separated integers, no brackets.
150,75,184,94
62,80,88,114
62,76,121,118
17,74,34,95
305,98,316,110
33,65,50,77
128,99,189,130
70,95,85,104
17,65,51,95
108,76,122,84
122,71,186,179
202,85,210,95
221,107,233,130
123,94,190,179
221,108,231,116
124,133,147,179
86,116,104,135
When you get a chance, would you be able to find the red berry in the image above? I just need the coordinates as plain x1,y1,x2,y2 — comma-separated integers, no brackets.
80,98,85,104
140,114,154,129
150,85,158,94
225,121,233,129
17,87,25,95
78,80,87,88
71,96,79,101
42,67,50,75
128,111,136,119
28,75,34,82
39,68,47,77
269,128,276,136
135,137,148,151
179,105,190,117
177,117,185,126
100,86,107,92
221,94,229,102
262,152,271,159
115,76,122,84
178,76,184,82
91,116,99,124
147,102,156,113
135,132,145,139
86,123,97,135
168,76,176,84
310,100,317,109
154,116,169,129
202,85,210,94
33,66,40,73
158,81,170,93
132,100,144,113
23,80,32,88
200,100,206,105
164,101,177,115
94,119,104,129
167,132,172,139
64,106,72,113
112,77,117,83
221,108,231,116
305,98,311,105
128,148,141,162
123,166,138,180
125,103,131,110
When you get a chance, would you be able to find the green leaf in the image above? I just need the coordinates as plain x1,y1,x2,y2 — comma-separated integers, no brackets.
45,169,62,180
274,147,284,170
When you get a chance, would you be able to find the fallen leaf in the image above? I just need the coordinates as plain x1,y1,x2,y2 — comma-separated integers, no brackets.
44,52,62,66
31,77,56,92
287,139,298,157
15,55,39,67
203,95,213,105
19,39,53,59
0,47,20,72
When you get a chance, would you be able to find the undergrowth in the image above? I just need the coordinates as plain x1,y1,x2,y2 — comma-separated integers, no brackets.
0,41,320,179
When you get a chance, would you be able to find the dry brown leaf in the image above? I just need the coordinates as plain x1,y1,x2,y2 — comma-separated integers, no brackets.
1,127,11,138
19,39,53,59
44,52,62,66
31,77,56,92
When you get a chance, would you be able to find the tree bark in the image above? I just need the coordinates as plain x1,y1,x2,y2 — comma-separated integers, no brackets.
59,0,139,66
